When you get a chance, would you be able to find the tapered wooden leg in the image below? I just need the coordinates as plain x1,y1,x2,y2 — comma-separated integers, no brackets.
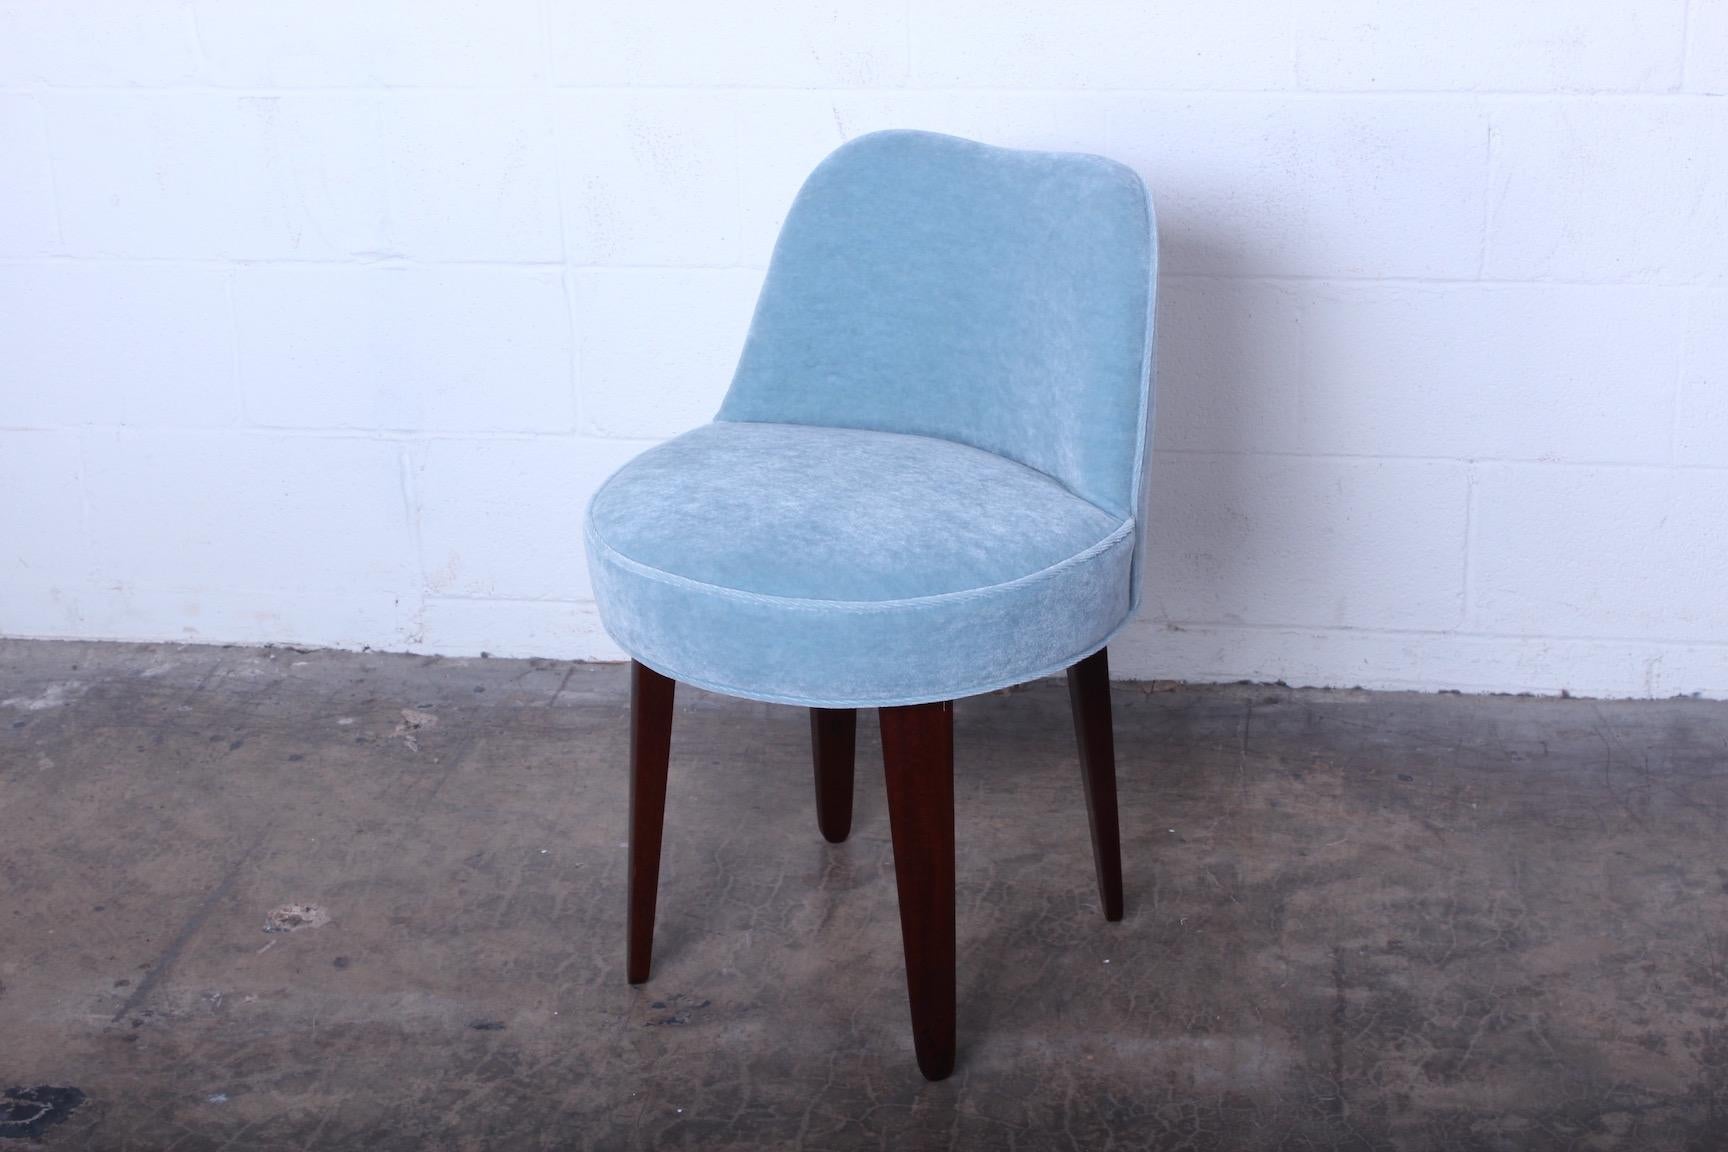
810,708,857,843
1067,647,1125,921
879,701,957,1082
627,660,675,985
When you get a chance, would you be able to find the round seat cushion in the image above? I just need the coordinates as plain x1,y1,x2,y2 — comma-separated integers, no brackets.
585,420,1136,707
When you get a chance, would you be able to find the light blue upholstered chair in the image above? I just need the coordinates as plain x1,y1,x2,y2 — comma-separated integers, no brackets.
585,130,1157,1080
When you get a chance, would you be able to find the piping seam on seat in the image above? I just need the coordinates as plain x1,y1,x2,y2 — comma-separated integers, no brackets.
584,516,1135,615
617,621,1131,710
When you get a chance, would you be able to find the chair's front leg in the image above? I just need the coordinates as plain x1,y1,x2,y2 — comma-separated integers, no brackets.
810,708,857,843
1067,646,1124,921
627,660,676,984
879,700,957,1082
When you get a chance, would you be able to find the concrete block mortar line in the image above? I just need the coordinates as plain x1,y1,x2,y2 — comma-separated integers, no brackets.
535,0,582,438
10,256,1725,292
1461,464,1479,630
5,84,1728,99
399,441,430,646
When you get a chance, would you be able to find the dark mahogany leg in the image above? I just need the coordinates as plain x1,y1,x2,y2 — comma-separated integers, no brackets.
1067,647,1125,921
627,660,676,984
810,708,857,843
879,701,957,1081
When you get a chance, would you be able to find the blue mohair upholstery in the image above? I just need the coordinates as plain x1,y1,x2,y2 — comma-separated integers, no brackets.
585,130,1157,708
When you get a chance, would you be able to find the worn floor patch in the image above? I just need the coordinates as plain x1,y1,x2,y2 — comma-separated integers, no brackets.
392,707,439,752
643,994,713,1028
0,1085,87,1140
1,682,83,711
263,903,330,933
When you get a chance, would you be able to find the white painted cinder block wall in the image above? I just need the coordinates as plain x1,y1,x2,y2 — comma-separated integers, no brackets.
3,1,1727,698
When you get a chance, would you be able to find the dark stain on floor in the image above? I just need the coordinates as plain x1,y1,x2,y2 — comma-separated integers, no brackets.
0,1086,87,1141
1,639,1726,1150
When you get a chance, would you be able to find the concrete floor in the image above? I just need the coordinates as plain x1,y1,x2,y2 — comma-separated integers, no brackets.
0,642,1725,1151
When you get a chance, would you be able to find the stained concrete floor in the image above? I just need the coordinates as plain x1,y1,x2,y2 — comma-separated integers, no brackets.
1,641,1726,1151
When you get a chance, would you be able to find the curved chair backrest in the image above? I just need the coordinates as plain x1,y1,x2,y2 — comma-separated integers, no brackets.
719,129,1157,538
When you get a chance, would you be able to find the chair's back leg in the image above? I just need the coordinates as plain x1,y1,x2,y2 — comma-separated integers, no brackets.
879,700,958,1081
1067,647,1125,921
627,660,676,984
810,708,857,843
